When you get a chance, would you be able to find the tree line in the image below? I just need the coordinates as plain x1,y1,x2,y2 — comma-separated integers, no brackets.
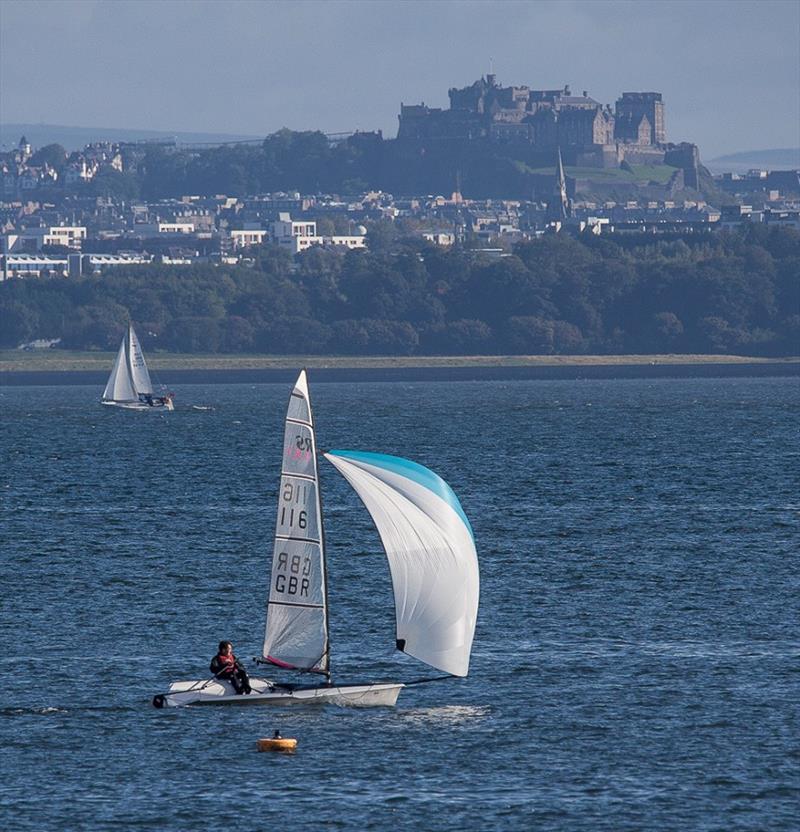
17,130,383,201
1,225,797,356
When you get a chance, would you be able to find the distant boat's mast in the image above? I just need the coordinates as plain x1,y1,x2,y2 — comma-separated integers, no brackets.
124,323,136,395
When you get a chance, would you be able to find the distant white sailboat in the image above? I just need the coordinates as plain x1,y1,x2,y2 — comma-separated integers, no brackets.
102,324,174,410
153,370,479,708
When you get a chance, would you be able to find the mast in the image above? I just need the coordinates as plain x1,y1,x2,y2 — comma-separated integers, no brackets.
124,323,136,396
317,403,332,680
305,368,330,675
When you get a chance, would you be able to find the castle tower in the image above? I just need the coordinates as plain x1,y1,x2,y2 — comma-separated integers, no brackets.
614,93,665,145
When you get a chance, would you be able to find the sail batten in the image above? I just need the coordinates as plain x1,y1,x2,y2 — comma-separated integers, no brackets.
269,601,325,609
262,370,330,674
324,450,479,678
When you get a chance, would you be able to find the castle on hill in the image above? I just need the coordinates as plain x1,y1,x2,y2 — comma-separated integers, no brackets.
397,75,698,181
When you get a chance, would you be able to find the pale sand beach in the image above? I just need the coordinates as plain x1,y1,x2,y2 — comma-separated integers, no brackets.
2,351,798,374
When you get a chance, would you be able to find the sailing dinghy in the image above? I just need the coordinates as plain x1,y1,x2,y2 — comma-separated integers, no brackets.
153,370,479,708
102,324,174,410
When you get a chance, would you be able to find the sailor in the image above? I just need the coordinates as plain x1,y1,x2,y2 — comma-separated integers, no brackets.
210,641,252,695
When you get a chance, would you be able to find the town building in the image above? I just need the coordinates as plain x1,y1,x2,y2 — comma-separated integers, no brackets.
270,213,366,253
3,225,87,251
230,228,268,248
1,251,150,280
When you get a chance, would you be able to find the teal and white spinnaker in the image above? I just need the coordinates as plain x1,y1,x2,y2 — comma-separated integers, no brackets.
324,451,479,677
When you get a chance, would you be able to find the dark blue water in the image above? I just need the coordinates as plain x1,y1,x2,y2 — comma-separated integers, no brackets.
2,377,798,830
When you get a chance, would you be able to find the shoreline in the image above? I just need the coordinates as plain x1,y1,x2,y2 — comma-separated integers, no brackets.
2,351,798,372
1,353,798,386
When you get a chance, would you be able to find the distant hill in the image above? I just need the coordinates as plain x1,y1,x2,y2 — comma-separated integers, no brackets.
706,148,800,174
0,123,264,152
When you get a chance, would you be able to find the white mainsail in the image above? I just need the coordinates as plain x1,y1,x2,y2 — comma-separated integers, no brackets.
262,371,329,674
102,336,138,402
324,451,479,677
127,325,153,396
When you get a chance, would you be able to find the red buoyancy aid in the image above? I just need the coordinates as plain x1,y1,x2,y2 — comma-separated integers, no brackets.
217,653,236,670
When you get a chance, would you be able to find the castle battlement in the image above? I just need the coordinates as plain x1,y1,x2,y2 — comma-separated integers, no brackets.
397,76,673,165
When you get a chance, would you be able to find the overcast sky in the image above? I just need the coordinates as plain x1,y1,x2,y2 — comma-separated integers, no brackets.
1,0,798,158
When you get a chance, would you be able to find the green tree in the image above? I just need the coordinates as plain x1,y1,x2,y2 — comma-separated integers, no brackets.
505,316,555,354
364,219,399,254
651,311,685,352
164,317,222,352
419,319,493,355
84,169,140,200
0,299,38,347
62,301,130,349
28,143,67,172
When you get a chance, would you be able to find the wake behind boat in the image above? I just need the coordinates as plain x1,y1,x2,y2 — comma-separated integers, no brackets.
153,370,479,708
102,324,174,410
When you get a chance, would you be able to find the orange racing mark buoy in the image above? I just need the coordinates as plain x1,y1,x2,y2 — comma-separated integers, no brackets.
257,737,297,752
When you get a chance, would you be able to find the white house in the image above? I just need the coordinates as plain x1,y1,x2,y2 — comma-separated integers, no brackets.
131,222,195,237
270,213,322,253
230,229,267,248
44,226,87,248
3,226,87,251
63,159,98,184
325,235,366,250
421,232,456,246
270,213,366,254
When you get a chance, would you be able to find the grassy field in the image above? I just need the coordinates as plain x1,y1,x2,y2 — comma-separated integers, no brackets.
1,351,797,373
516,163,678,184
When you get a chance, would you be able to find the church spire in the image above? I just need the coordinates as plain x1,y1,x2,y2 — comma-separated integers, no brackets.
550,147,571,220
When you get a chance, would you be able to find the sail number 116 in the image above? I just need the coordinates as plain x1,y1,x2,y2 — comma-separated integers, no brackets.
281,481,308,529
280,506,307,529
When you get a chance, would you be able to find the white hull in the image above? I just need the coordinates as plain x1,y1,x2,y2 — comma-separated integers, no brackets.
102,399,174,411
153,677,404,708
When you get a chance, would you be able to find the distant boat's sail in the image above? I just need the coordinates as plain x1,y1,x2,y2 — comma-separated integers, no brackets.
127,325,153,396
324,451,479,677
262,371,329,674
102,336,138,402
